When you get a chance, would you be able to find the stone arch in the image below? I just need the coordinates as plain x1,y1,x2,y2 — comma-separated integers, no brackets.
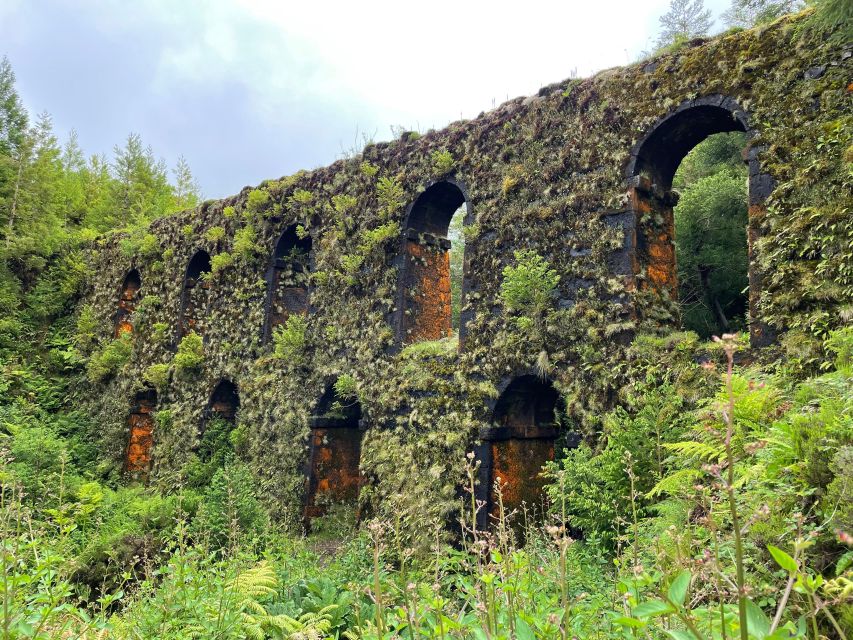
304,378,364,523
178,250,212,339
263,224,312,341
125,388,157,481
625,95,774,345
477,374,562,529
114,268,141,337
395,178,472,345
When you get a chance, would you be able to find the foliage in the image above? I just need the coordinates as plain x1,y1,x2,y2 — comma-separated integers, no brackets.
86,332,132,382
500,249,560,331
722,0,802,27
143,363,170,391
431,149,455,174
205,225,226,243
210,251,234,274
674,133,749,338
656,0,712,48
376,175,405,219
174,331,204,374
272,315,307,363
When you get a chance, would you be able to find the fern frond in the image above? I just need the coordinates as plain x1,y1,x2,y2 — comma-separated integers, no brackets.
664,440,725,462
646,468,702,499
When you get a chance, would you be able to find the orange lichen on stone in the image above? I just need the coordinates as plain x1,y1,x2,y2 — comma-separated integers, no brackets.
490,438,554,521
125,397,155,480
304,426,363,520
403,240,452,343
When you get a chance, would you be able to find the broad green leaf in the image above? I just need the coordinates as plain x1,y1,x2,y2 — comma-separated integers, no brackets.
667,570,691,607
665,631,697,640
767,545,797,573
745,600,770,639
633,599,675,618
514,616,535,640
612,616,646,628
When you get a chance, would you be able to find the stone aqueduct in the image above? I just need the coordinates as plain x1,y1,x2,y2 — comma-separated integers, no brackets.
85,17,851,526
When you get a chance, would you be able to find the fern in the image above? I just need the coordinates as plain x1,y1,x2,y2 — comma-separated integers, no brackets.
646,467,702,498
664,440,726,462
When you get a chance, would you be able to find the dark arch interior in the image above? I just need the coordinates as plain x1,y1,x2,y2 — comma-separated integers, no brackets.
265,225,312,338
480,375,562,532
632,104,747,189
115,269,142,336
186,250,212,282
209,379,239,419
122,269,141,293
179,251,212,338
492,375,560,435
305,379,364,524
407,181,466,237
273,224,312,261
314,380,362,425
629,103,752,338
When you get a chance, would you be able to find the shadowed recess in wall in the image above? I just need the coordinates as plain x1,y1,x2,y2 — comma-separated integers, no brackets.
304,379,364,525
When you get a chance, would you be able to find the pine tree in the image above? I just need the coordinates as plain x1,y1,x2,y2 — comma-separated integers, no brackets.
656,0,714,48
0,56,28,157
172,155,201,212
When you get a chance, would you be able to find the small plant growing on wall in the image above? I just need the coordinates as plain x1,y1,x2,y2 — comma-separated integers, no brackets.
174,331,204,375
210,252,234,275
143,363,170,391
205,226,226,243
272,315,307,364
431,149,454,174
86,333,133,382
500,249,560,330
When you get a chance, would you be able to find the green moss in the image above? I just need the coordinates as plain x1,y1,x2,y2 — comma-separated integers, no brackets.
87,334,133,383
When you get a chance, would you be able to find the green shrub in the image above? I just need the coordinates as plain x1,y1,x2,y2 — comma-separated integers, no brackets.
174,332,204,374
245,188,270,216
205,226,226,243
143,363,170,391
376,175,405,219
272,315,307,363
332,194,357,214
360,160,378,177
500,250,560,330
359,221,399,253
182,223,194,236
151,321,170,344
86,333,133,382
431,149,454,174
190,462,270,551
222,205,236,218
210,252,233,274
233,225,260,260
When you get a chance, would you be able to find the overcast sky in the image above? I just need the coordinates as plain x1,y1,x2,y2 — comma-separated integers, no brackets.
2,0,731,198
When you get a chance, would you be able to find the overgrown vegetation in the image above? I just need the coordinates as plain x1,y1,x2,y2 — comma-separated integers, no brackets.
1,7,851,638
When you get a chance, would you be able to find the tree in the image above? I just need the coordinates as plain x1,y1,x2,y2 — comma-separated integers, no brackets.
656,0,713,48
448,204,466,330
0,55,27,157
674,133,749,337
172,155,201,212
722,0,802,27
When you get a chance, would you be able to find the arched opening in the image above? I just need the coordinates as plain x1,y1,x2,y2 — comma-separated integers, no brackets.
264,224,312,341
478,375,571,531
188,379,240,488
179,250,211,339
398,180,469,344
627,97,772,344
114,269,141,337
209,379,239,420
304,379,364,524
125,388,157,481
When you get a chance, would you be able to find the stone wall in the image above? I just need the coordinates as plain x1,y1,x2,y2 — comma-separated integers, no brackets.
79,15,852,531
